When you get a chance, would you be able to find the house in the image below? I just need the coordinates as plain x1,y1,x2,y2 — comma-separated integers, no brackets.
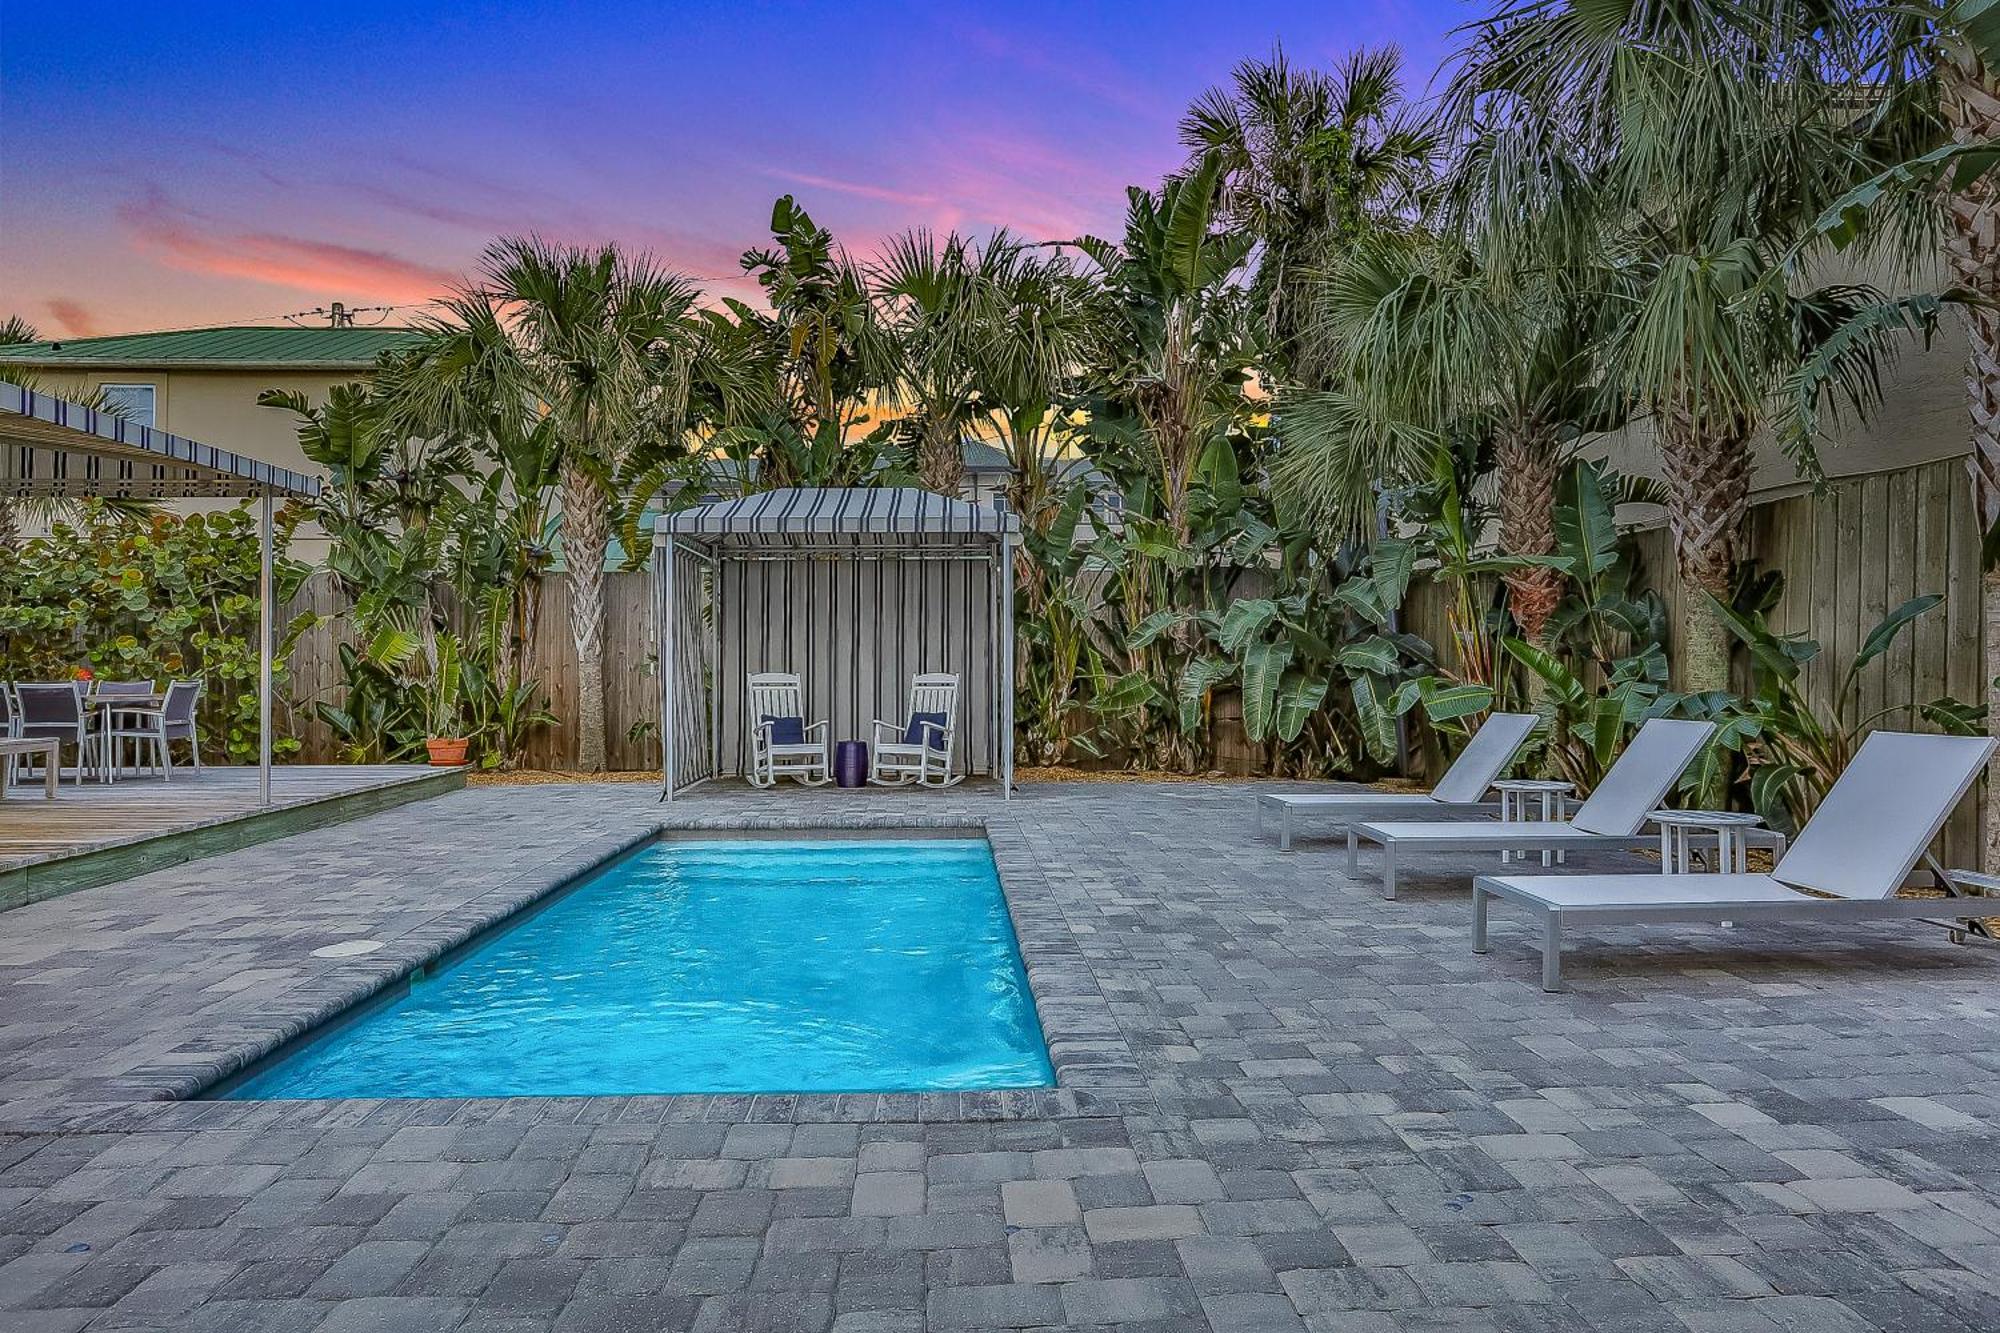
0,325,422,478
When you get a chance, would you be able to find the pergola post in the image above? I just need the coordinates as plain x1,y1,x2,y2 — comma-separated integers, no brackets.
659,535,676,803
258,488,273,808
1000,533,1015,801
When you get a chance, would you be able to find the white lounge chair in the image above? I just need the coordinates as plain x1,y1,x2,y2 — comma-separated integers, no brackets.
746,672,830,787
871,673,960,787
1473,730,2000,990
1255,712,1537,849
1349,717,1718,899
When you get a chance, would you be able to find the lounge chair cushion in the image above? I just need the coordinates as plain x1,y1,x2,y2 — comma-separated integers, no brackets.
1265,792,1440,811
761,714,806,745
1358,820,1597,843
903,712,948,749
1481,873,1806,909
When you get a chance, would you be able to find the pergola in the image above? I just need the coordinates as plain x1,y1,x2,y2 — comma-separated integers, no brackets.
0,382,319,806
654,487,1018,801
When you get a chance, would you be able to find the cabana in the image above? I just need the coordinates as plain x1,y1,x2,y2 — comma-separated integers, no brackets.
654,487,1018,801
0,382,318,806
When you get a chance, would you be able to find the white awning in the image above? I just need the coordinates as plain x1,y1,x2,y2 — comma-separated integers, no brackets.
1,382,319,499
657,486,1017,549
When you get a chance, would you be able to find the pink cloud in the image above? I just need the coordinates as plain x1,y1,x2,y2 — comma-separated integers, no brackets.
118,189,461,304
44,298,99,337
763,168,944,211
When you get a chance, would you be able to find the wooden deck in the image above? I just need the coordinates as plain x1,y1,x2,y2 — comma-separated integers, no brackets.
0,765,465,909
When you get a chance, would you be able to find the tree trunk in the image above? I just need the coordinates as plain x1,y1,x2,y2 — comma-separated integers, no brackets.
1940,48,2000,872
1494,429,1565,771
1658,411,1752,695
561,464,611,772
916,419,962,496
1495,429,1563,645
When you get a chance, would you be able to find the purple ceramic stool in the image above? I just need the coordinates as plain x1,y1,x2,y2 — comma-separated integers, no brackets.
834,740,869,788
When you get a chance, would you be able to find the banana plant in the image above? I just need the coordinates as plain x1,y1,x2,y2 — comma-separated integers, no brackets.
1695,584,1985,830
1500,635,1675,788
1541,460,1669,670
425,633,466,739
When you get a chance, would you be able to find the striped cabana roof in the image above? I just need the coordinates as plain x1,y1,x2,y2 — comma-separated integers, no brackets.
657,486,1017,550
1,382,319,499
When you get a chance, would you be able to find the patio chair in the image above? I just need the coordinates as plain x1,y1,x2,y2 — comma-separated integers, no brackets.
1348,716,1718,899
746,672,831,787
1473,730,1999,990
103,680,203,781
14,682,103,786
871,673,960,787
1255,711,1536,849
89,680,156,776
0,686,15,790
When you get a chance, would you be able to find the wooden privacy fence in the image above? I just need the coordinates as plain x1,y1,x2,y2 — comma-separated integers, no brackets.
282,455,1985,856
284,572,662,773
1402,455,1985,863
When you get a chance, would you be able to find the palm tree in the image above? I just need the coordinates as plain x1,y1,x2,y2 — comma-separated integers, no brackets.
1072,151,1258,549
972,244,1097,539
871,229,1007,495
1278,228,1604,665
369,291,564,691
385,238,701,771
1182,46,1435,376
0,315,39,346
1448,0,1917,694
1758,3,2000,863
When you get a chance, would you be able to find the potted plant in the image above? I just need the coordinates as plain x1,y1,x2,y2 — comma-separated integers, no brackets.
423,634,470,767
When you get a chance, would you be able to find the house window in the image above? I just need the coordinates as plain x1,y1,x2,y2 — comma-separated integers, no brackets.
98,383,155,428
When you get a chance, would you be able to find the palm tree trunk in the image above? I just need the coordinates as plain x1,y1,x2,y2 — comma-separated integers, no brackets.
1658,410,1752,695
916,419,962,496
1941,47,2000,872
561,464,611,773
1496,429,1563,644
1495,428,1564,760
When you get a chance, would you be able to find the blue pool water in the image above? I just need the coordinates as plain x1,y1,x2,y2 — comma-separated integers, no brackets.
225,838,1053,1099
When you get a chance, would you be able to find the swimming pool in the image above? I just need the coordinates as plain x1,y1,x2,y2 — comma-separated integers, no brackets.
222,836,1053,1099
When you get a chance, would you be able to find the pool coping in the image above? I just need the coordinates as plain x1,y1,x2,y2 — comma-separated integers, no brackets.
35,811,1146,1136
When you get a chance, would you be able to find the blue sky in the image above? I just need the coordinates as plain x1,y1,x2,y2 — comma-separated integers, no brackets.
0,1,1468,335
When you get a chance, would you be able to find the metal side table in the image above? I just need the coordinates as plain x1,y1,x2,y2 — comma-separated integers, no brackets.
1647,809,1766,874
1493,778,1574,866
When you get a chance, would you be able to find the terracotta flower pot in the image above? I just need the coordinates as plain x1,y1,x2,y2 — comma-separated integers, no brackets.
426,737,470,767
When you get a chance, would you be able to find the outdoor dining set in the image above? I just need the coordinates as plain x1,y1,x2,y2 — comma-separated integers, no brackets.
0,679,204,799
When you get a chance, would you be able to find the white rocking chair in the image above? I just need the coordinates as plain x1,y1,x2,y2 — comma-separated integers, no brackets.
746,672,831,787
870,673,961,787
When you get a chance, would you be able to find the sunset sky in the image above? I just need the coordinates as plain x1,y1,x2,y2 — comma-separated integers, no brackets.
1,1,1464,338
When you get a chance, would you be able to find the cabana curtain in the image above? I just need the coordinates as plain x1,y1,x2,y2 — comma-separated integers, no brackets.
654,487,1017,800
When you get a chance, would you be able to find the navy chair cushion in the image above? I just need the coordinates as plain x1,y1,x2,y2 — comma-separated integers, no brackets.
903,712,949,750
761,714,806,745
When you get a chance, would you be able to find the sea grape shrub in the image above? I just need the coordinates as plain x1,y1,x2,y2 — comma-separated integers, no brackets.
0,501,307,764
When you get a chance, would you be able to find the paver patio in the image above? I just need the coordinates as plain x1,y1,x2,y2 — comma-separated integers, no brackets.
1,779,1997,1332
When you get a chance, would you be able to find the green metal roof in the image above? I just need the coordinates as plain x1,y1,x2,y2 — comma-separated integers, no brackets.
0,325,423,370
